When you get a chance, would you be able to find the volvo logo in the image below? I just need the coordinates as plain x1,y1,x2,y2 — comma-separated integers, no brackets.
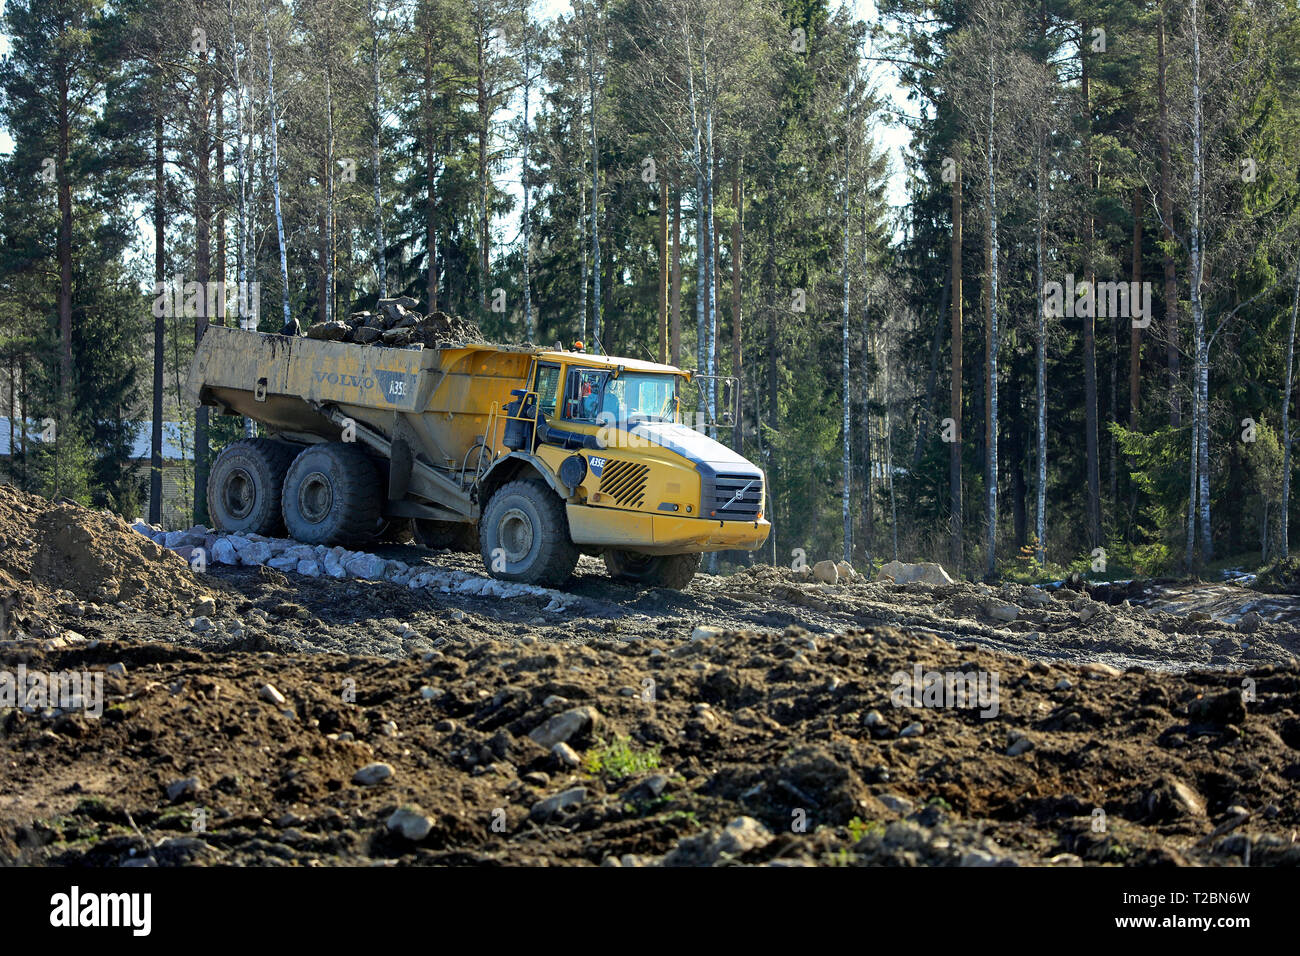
720,480,755,510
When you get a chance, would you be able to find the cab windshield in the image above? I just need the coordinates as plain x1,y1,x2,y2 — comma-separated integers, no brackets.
564,368,679,425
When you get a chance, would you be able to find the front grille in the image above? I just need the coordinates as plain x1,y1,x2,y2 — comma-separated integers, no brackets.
709,472,763,520
599,460,649,508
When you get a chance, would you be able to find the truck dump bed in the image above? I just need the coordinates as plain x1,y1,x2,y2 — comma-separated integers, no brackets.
187,326,534,471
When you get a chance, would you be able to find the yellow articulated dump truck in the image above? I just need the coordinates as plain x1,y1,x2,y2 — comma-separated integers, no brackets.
185,326,770,589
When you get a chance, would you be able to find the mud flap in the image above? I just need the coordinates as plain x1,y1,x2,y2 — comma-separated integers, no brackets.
389,437,412,501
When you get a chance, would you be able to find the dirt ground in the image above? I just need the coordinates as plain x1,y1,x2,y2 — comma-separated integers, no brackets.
2,485,1299,866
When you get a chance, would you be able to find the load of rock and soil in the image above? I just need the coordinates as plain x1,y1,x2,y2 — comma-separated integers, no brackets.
300,296,487,350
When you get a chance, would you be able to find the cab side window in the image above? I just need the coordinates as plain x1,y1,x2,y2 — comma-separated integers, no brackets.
562,367,606,422
534,364,560,418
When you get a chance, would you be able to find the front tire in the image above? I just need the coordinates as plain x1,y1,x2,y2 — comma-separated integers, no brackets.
207,438,298,536
479,480,577,587
281,443,381,545
604,550,701,590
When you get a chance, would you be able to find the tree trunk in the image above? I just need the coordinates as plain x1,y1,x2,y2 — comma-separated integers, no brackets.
229,6,255,437
731,162,743,452
1193,0,1212,563
1187,0,1208,566
423,36,438,312
194,41,213,526
587,14,601,346
372,1,388,299
579,171,588,342
215,66,226,326
151,101,166,525
577,45,586,342
1130,187,1142,427
6,356,14,485
950,159,963,573
863,294,874,569
263,0,291,329
1128,186,1142,534
1035,141,1047,564
317,169,328,324
703,61,717,429
325,43,335,325
764,219,778,563
685,41,706,418
1081,27,1102,546
671,178,681,366
694,169,705,421
841,76,853,563
1282,254,1300,558
54,47,73,495
477,12,490,308
1158,6,1181,427
522,17,533,342
885,331,898,562
56,64,73,412
1009,370,1027,550
984,49,999,579
658,175,668,363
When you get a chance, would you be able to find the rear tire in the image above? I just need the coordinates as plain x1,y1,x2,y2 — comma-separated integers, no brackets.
207,438,297,536
479,480,577,587
604,550,701,590
281,443,381,545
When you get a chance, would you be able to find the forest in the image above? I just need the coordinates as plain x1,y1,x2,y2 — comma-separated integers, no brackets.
1,0,1299,582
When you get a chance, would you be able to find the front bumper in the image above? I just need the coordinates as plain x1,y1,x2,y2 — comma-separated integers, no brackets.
566,504,771,555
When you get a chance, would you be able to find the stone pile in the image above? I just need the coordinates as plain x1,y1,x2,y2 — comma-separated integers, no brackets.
298,296,486,350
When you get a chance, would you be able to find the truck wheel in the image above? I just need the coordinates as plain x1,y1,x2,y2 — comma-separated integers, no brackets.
282,443,381,545
414,519,480,553
479,480,577,587
604,550,701,590
207,438,297,536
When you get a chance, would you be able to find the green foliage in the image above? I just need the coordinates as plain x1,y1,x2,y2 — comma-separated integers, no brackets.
582,736,660,781
26,417,95,505
847,816,883,842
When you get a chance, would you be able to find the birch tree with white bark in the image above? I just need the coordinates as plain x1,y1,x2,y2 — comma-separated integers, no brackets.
1151,0,1280,568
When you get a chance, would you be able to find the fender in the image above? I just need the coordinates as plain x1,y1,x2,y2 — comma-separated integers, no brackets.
479,451,571,502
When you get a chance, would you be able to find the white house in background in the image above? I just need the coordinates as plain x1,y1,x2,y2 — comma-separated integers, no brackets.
0,417,189,526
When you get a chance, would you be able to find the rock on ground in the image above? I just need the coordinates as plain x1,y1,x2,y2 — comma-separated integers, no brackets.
878,560,954,586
